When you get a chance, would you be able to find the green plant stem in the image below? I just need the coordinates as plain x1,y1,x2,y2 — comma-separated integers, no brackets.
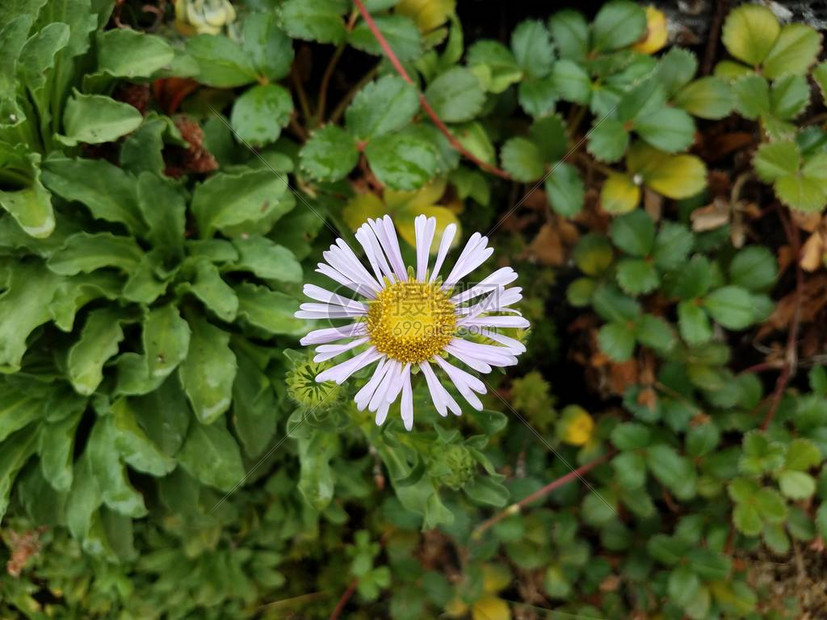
351,0,512,180
317,11,359,122
291,61,313,124
329,579,358,620
471,450,615,540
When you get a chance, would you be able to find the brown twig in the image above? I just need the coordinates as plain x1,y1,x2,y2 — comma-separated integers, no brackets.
760,207,803,430
318,11,360,122
701,0,728,76
471,451,615,539
330,579,359,619
350,0,511,180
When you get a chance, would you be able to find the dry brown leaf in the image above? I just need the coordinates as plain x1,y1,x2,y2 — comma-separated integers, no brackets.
800,232,826,272
758,275,827,338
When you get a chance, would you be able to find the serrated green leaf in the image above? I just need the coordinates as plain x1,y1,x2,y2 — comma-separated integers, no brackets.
241,11,294,82
500,137,544,182
467,40,523,94
722,4,780,66
597,322,636,361
762,23,821,79
668,565,701,609
349,15,421,61
365,130,437,190
634,107,695,153
587,118,629,163
704,285,755,329
179,315,236,424
770,74,810,120
230,84,293,147
732,74,770,119
425,67,484,123
299,125,359,181
548,9,588,61
616,258,659,295
673,77,734,120
728,246,777,291
517,77,557,118
186,34,256,87
678,301,712,345
610,210,655,257
545,162,584,217
346,76,420,140
592,0,646,52
510,20,553,78
753,140,799,182
551,59,591,104
635,314,675,352
778,470,815,500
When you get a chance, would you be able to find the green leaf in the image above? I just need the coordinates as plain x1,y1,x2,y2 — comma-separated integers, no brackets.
686,422,720,457
232,349,277,458
775,173,826,213
67,307,124,396
365,130,438,190
183,259,238,321
87,418,146,518
646,444,697,500
635,314,675,353
179,315,237,424
814,62,827,103
96,28,174,78
0,146,54,238
653,222,694,271
573,234,614,276
732,74,770,119
186,34,256,87
279,0,347,45
109,399,175,476
191,168,290,238
587,118,629,163
722,3,780,66
612,451,646,489
0,389,42,442
678,301,712,345
241,11,294,82
345,75,419,140
610,210,656,257
784,438,821,471
178,419,245,492
143,304,190,381
47,232,143,275
551,59,591,104
299,125,359,182
753,140,799,182
297,431,336,511
778,470,816,500
647,534,687,565
231,237,302,282
510,20,553,78
733,502,762,536
0,426,37,522
686,548,731,580
673,77,734,120
464,477,509,507
349,15,421,61
42,158,146,235
597,322,636,362
500,137,544,182
668,565,701,609
425,67,484,123
136,172,185,266
616,258,659,295
728,246,777,291
592,0,647,52
517,77,557,118
130,377,190,457
548,10,587,62
230,84,293,147
762,23,821,79
39,409,82,492
466,40,522,94
236,283,303,335
610,422,651,450
754,487,788,523
600,173,640,213
771,74,810,120
704,286,755,329
657,48,698,96
545,163,584,217
65,449,102,542
634,107,695,153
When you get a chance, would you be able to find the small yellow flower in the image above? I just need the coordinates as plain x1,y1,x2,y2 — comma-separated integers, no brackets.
174,0,236,36
632,6,668,55
559,405,595,446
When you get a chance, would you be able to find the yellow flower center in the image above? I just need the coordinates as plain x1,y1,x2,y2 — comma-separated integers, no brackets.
366,280,456,364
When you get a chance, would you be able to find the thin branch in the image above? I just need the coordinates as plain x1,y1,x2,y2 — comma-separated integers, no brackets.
701,0,728,76
291,61,313,123
330,579,358,620
351,0,511,180
760,207,803,430
318,11,359,122
471,451,615,540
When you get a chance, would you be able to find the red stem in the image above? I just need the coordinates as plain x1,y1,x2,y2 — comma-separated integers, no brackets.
471,451,615,539
330,579,359,620
350,0,511,180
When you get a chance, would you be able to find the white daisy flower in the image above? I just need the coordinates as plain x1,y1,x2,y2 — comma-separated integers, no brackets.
295,214,529,431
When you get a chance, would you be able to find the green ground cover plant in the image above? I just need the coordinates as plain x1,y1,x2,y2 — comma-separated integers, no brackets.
0,0,825,617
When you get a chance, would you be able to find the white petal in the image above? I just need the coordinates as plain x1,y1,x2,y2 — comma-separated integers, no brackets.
298,303,366,317
315,347,380,384
369,360,399,411
447,338,517,367
316,263,376,299
356,225,394,283
444,343,492,373
429,223,457,283
384,361,409,405
451,267,517,305
434,356,485,410
300,323,366,346
443,234,493,289
458,287,522,318
295,309,363,319
369,217,406,281
459,315,530,329
400,365,413,431
381,216,408,280
415,215,436,282
375,401,390,425
313,337,369,362
302,284,368,311
479,328,526,354
355,357,390,410
420,361,461,417
325,244,382,294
